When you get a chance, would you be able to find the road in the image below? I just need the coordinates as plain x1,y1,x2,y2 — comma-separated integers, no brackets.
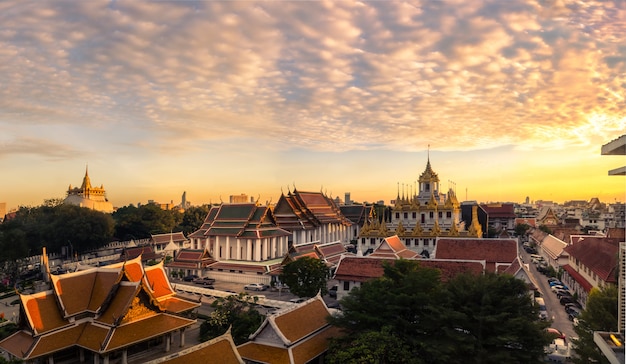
519,244,577,342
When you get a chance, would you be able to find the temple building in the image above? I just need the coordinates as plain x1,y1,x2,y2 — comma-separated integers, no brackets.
64,167,114,213
185,203,291,285
0,255,199,364
358,156,482,257
272,189,352,246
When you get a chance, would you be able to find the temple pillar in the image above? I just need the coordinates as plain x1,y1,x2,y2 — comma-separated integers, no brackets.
254,240,261,261
48,355,54,364
165,333,171,352
121,350,128,364
225,237,231,259
180,328,186,347
247,240,252,261
236,240,241,260
102,354,109,364
93,354,100,364
79,348,85,362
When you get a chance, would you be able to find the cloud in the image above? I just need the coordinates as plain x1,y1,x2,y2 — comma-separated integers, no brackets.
0,0,623,159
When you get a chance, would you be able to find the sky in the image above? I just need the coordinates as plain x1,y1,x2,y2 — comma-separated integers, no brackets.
1,0,625,211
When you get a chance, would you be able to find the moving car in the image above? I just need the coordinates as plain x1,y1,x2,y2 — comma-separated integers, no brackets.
244,283,268,291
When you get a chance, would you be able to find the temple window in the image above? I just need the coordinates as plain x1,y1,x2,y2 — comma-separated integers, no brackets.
438,212,442,218
395,212,400,219
343,281,350,291
429,212,434,219
421,214,425,224
447,212,452,218
424,239,429,246
404,212,408,219
412,212,416,219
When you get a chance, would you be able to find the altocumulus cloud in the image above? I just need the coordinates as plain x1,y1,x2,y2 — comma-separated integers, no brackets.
0,0,624,158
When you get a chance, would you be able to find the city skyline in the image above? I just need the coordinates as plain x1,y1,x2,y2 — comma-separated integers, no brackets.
1,1,625,210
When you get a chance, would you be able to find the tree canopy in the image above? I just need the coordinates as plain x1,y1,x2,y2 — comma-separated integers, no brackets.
200,293,264,345
279,256,330,298
327,260,551,364
572,285,619,364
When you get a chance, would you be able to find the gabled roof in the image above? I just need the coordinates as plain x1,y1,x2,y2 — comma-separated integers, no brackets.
541,235,568,261
189,203,290,239
237,295,341,364
480,203,516,218
339,204,372,225
434,238,518,272
333,256,484,283
167,249,215,270
564,237,619,283
151,232,187,244
121,245,162,262
273,190,351,231
0,256,199,361
144,329,244,364
368,235,420,259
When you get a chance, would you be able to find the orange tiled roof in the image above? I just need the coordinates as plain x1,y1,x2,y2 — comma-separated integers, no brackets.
0,331,35,359
0,257,199,360
237,342,291,363
96,283,140,326
22,291,69,334
105,314,195,352
273,298,330,343
291,326,343,364
146,331,244,364
145,262,175,299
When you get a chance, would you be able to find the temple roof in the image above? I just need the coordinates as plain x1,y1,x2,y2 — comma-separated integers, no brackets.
189,203,291,239
0,256,199,360
237,295,341,364
273,190,351,231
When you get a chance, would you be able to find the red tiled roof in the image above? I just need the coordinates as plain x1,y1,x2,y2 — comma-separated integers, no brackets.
563,264,593,292
208,261,268,274
564,237,619,283
434,238,518,272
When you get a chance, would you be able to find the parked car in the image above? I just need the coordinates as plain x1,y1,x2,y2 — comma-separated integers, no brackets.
560,296,582,308
568,310,581,321
565,303,581,314
329,285,338,298
244,283,268,291
556,291,572,299
183,274,199,282
289,297,307,303
548,281,564,287
551,285,568,293
547,328,566,340
193,277,216,286
547,277,560,284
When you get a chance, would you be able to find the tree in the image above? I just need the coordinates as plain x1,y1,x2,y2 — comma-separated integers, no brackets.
538,225,552,234
200,293,264,345
440,273,551,363
572,285,619,364
112,203,182,240
326,326,419,364
279,256,330,298
326,260,551,364
514,223,530,237
176,205,210,235
327,260,446,362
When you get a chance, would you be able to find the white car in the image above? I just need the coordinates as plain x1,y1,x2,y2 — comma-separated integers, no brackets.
244,283,268,291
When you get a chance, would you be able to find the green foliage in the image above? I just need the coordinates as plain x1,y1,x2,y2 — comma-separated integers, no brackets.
538,225,553,234
572,285,619,364
514,223,530,237
0,204,114,259
112,203,182,240
177,205,211,235
326,260,551,364
279,256,330,298
199,293,263,345
327,326,420,364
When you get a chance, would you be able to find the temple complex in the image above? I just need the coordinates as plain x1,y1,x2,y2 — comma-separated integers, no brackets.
64,166,114,213
358,156,482,256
